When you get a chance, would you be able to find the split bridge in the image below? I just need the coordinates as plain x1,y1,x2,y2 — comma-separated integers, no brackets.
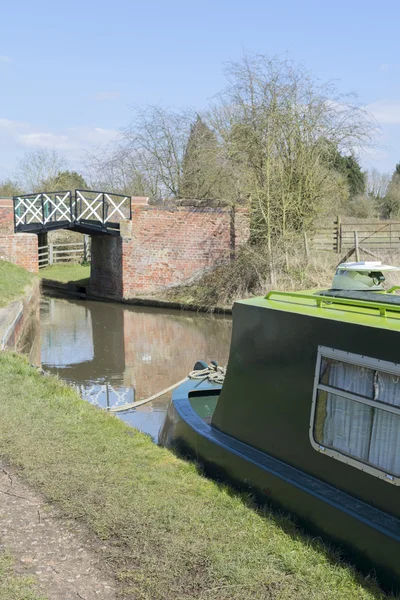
13,189,131,236
4,189,248,300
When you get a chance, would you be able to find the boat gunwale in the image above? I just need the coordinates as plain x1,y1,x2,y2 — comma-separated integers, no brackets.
171,387,400,541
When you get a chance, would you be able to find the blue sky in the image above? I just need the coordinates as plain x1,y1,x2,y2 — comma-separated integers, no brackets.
1,0,400,181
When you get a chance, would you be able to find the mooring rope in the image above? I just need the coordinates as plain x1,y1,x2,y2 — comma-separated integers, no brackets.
109,363,226,413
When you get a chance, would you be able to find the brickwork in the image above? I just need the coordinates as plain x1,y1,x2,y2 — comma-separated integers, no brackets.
0,234,38,272
89,205,249,300
89,235,123,298
122,205,236,297
0,198,14,234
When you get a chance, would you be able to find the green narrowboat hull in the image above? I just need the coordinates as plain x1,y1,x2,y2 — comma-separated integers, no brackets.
159,382,400,592
159,290,400,593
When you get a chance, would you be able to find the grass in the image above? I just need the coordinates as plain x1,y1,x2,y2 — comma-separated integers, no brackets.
0,260,34,308
39,263,90,286
0,352,395,600
0,551,45,600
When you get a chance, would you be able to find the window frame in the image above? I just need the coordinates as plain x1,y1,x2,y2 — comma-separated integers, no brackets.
310,346,400,486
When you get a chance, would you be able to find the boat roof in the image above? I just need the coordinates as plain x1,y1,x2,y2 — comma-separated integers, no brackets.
237,289,400,332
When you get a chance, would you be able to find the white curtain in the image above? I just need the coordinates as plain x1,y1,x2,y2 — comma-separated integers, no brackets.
368,372,400,477
323,362,373,461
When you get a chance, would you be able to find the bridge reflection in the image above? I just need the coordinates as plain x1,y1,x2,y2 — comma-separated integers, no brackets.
38,298,232,439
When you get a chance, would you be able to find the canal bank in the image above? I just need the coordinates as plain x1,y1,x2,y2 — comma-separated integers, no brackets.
0,261,39,352
0,261,395,599
0,351,390,600
41,277,233,314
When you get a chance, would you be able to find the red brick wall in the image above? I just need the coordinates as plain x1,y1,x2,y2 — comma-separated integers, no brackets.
89,205,249,300
0,234,38,272
122,206,235,297
0,198,14,234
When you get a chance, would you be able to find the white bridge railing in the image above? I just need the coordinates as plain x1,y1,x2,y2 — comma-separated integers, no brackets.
14,189,131,232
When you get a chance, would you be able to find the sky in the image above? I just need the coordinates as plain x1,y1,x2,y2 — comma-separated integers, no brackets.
1,0,400,183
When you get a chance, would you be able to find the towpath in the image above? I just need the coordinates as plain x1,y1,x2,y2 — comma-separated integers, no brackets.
0,460,117,600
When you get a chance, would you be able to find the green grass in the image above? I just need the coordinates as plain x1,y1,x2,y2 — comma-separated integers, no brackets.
39,264,90,286
0,352,395,600
0,260,34,308
0,551,45,600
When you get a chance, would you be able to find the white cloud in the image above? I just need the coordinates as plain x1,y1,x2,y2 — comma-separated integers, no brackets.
0,55,11,63
366,101,400,124
0,118,120,179
0,119,119,152
19,132,71,149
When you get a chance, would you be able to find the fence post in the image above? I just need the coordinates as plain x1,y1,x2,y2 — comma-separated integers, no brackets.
49,242,54,265
303,231,310,263
336,216,342,254
83,235,89,262
354,231,360,262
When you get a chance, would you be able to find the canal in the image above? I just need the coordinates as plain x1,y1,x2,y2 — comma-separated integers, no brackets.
26,297,232,442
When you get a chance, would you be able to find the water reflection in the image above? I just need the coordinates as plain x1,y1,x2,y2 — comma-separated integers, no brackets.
37,297,232,441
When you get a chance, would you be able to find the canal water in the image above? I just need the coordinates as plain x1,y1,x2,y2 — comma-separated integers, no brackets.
26,297,232,442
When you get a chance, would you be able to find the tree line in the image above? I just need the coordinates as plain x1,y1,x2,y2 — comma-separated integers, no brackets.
3,53,398,249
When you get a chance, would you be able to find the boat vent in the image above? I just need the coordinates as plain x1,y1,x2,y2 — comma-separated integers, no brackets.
331,261,400,292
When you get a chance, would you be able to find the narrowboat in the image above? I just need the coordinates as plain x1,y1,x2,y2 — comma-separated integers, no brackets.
159,262,400,592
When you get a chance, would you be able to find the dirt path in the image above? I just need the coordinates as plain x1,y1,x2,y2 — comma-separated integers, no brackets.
0,461,117,600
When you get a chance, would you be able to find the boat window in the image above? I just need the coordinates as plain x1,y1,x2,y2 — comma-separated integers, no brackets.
310,347,400,485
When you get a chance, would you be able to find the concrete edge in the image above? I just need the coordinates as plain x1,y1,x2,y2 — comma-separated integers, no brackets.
0,279,40,349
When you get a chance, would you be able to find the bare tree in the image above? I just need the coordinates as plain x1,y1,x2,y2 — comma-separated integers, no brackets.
84,106,195,199
367,168,390,202
121,105,195,198
208,54,376,245
84,143,153,197
17,148,67,193
379,174,400,219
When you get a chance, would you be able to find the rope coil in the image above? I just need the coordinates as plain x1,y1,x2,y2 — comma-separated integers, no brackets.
188,363,226,385
109,363,225,413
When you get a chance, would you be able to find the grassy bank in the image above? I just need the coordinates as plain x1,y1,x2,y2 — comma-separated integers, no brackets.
0,260,34,307
39,263,90,286
0,551,45,600
0,352,394,600
165,245,400,310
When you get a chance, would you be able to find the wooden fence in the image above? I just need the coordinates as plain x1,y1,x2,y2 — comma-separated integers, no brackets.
38,237,91,269
312,218,400,254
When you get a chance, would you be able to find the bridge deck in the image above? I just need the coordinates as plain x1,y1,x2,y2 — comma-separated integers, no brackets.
13,190,131,236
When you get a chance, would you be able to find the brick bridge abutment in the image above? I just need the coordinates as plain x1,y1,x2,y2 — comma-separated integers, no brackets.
90,202,249,300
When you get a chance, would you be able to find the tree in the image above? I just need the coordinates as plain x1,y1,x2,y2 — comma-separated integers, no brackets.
0,179,23,197
209,54,374,246
366,168,390,202
47,170,87,191
379,178,400,219
121,105,194,198
330,150,365,198
17,148,67,192
378,164,400,218
179,116,229,200
84,143,157,197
